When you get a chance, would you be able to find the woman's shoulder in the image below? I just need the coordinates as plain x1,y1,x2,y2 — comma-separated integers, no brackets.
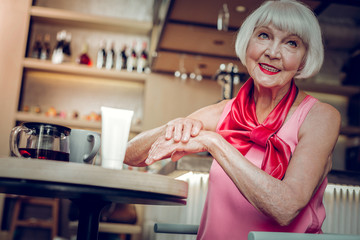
294,91,340,119
203,99,232,117
310,97,341,122
300,93,341,137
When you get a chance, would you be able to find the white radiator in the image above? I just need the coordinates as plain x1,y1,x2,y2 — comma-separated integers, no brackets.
322,183,360,234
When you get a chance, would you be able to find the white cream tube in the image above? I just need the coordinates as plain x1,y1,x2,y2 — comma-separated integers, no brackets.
101,106,134,169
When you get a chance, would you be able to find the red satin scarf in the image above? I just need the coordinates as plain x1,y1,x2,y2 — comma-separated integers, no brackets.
217,78,298,180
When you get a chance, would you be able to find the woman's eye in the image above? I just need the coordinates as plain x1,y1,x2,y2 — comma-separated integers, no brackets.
258,33,269,39
287,40,298,47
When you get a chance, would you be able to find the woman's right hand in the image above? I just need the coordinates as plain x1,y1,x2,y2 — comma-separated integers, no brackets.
164,118,204,143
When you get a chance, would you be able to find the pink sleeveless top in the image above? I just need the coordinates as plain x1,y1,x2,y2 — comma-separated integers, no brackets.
197,95,327,240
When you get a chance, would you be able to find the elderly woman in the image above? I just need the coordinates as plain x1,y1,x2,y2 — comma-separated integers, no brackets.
125,0,340,238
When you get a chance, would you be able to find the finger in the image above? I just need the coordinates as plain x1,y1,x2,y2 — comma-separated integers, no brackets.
191,121,203,137
145,157,153,165
146,139,175,165
146,138,163,164
165,124,175,140
145,146,157,165
145,148,161,165
181,122,192,142
173,123,183,142
171,151,186,162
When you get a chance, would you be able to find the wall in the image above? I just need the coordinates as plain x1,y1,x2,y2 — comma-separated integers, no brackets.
0,0,32,157
143,73,235,130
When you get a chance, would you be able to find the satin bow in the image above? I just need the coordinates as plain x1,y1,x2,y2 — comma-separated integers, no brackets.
217,78,298,179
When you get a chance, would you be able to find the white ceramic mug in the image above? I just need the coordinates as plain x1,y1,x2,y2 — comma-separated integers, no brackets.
70,129,101,164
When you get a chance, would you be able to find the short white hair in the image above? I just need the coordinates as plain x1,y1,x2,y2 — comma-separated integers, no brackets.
235,0,323,79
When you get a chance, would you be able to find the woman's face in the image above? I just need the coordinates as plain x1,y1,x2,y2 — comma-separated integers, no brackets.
245,24,306,89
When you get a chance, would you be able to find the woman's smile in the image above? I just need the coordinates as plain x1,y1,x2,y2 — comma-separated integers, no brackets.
258,63,281,75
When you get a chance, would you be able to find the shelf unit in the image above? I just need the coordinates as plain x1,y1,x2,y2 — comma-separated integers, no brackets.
23,58,148,83
14,3,153,133
15,111,142,134
19,58,147,133
6,1,152,238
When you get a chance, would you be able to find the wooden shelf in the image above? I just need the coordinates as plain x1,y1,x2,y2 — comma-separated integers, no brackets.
15,112,143,134
296,81,360,96
15,219,54,229
69,221,141,234
30,6,152,35
340,126,360,137
23,58,147,83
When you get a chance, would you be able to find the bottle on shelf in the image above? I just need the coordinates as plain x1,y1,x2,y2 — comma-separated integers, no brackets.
40,33,51,60
31,34,42,59
52,30,66,64
115,44,127,71
105,41,115,70
127,41,137,72
96,40,106,69
77,42,92,66
63,31,72,62
137,41,148,73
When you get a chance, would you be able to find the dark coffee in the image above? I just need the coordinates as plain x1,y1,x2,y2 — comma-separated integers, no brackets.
19,148,69,162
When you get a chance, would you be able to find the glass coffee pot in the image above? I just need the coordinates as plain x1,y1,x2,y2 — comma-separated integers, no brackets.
10,122,71,162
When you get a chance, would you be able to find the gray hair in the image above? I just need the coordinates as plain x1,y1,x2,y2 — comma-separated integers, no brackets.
235,0,323,79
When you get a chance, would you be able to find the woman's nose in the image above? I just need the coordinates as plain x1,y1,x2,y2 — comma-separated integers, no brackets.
265,42,281,59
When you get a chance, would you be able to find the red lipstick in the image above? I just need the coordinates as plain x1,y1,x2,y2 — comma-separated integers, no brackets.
259,63,280,75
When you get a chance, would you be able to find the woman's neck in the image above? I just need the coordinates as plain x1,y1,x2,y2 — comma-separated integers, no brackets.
253,82,292,123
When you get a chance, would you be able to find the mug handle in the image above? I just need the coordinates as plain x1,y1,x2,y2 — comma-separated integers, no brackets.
83,133,101,163
9,126,23,157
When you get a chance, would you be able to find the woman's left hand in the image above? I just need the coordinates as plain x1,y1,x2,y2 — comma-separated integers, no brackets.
145,131,209,165
164,117,203,143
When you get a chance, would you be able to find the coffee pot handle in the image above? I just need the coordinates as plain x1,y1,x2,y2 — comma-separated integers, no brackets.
83,133,101,163
9,126,23,157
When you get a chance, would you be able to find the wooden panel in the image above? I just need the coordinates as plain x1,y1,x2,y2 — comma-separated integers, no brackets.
31,6,152,35
169,0,322,27
0,0,32,157
169,0,264,27
23,58,147,82
142,73,241,130
69,221,142,234
152,51,247,77
159,23,238,58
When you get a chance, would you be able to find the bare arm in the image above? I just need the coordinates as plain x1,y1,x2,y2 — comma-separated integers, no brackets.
212,101,340,225
146,101,341,226
124,100,228,166
124,125,166,166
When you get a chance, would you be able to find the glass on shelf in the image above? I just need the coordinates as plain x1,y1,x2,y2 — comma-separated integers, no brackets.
40,33,51,60
77,43,92,66
31,34,42,59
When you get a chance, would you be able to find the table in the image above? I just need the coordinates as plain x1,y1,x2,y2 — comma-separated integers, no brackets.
0,157,188,240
